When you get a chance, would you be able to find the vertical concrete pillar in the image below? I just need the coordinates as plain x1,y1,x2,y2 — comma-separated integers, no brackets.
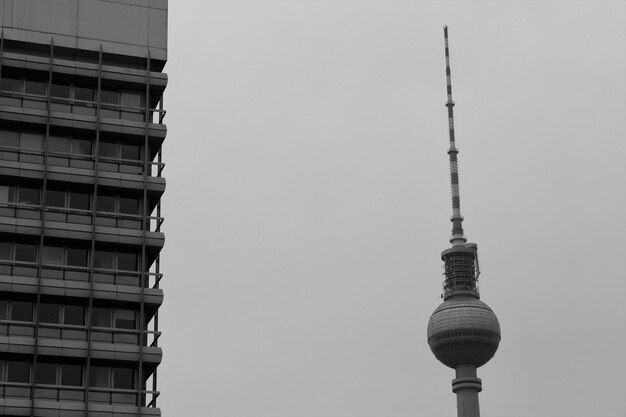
451,364,482,417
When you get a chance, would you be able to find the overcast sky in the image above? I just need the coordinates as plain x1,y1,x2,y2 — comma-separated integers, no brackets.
157,1,626,416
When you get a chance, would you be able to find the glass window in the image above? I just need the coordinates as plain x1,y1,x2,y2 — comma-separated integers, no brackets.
38,303,60,323
115,309,135,329
60,364,82,386
43,246,63,265
0,242,11,259
0,299,7,319
35,363,57,385
21,132,43,150
121,91,143,108
117,252,137,271
0,130,19,147
50,82,71,98
15,243,37,262
89,366,109,387
64,305,84,326
69,191,90,210
96,195,116,212
45,189,66,207
74,85,94,102
94,250,114,269
91,307,111,327
48,136,69,153
0,75,21,92
0,185,14,203
100,89,119,104
112,367,134,389
67,248,87,267
98,141,117,158
11,300,33,322
18,187,40,205
25,79,46,96
71,138,92,155
120,143,140,160
119,197,139,215
7,361,30,383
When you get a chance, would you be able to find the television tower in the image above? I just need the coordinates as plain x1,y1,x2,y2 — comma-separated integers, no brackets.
427,26,501,417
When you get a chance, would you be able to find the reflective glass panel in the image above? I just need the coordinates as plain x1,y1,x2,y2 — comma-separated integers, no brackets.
35,363,57,385
96,195,116,212
64,305,84,326
18,187,40,205
45,190,65,207
38,303,60,323
117,252,137,271
69,192,90,210
115,309,136,329
15,243,37,262
94,250,114,269
42,246,63,265
60,364,82,386
67,248,87,267
112,367,134,389
71,139,92,155
48,136,69,153
91,307,111,327
0,130,19,147
89,366,109,387
21,132,43,150
7,361,30,383
11,301,33,321
25,79,46,96
98,141,117,157
119,197,139,215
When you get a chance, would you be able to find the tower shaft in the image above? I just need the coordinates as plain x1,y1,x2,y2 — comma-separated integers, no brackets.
452,365,482,417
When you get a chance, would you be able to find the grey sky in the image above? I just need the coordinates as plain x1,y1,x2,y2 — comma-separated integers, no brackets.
158,1,626,416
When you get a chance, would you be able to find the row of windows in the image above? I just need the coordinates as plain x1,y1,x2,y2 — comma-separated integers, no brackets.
0,300,137,330
0,72,147,120
0,241,139,271
0,360,135,390
0,184,143,215
0,129,147,161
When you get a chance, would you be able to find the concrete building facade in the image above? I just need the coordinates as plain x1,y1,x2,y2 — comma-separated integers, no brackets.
0,1,167,416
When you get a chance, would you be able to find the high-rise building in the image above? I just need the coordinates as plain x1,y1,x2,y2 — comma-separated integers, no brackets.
427,26,501,417
0,1,167,416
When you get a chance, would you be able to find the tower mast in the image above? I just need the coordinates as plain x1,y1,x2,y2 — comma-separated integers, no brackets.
427,26,501,417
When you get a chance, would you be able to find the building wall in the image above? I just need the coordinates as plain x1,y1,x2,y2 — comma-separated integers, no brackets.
0,1,167,416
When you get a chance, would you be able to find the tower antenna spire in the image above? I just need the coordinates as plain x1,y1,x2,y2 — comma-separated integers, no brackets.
443,25,466,246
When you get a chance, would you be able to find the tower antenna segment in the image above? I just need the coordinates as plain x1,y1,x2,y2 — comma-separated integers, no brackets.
443,25,466,246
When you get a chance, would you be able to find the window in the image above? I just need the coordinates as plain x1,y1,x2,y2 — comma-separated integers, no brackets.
17,187,40,205
69,191,90,210
14,243,37,262
0,242,10,259
25,79,46,96
100,89,118,105
66,248,88,267
112,367,134,389
48,135,70,153
38,303,60,323
96,195,116,212
115,310,136,330
0,74,21,92
45,189,65,207
35,363,57,385
74,85,94,102
7,361,30,383
119,197,140,215
50,82,71,99
0,185,14,203
91,307,111,327
71,138,92,155
11,301,33,322
0,129,19,147
94,250,114,269
98,141,117,158
117,252,137,271
120,143,140,160
89,366,109,387
0,300,7,319
42,246,63,265
64,305,84,326
60,364,82,386
21,132,43,150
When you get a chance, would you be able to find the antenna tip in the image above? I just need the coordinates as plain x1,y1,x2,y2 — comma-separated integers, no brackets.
443,25,448,30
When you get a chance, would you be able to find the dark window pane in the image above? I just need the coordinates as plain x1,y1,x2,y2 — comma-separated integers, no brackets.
48,136,69,153
60,364,82,386
119,197,139,215
0,299,7,319
38,303,60,323
94,250,114,269
15,243,37,262
21,133,43,150
0,130,19,147
35,363,57,385
117,252,137,271
91,307,111,327
50,83,71,98
75,85,94,102
25,79,46,96
0,242,11,259
112,368,133,389
69,192,90,210
0,75,21,92
64,305,84,326
101,89,119,104
115,309,135,329
71,139,92,155
96,195,116,212
18,187,40,205
89,366,109,387
121,91,143,108
45,190,66,207
7,361,30,383
67,248,87,267
43,246,63,265
98,141,117,158
11,301,33,321
120,143,140,160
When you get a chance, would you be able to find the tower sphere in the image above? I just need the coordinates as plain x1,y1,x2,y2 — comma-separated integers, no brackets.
427,296,501,368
